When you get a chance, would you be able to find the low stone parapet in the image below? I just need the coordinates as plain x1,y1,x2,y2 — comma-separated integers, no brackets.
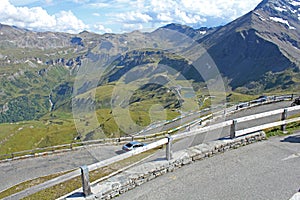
66,131,266,200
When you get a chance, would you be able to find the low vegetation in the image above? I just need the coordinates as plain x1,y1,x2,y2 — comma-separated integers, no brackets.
0,148,158,199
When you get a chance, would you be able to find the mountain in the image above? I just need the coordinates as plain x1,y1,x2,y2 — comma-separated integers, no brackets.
0,0,300,137
199,0,300,92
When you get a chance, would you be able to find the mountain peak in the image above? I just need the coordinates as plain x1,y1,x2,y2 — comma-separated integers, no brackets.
255,0,300,22
255,0,300,9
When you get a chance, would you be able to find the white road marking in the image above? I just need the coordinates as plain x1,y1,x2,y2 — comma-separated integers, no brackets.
282,153,300,161
289,192,300,200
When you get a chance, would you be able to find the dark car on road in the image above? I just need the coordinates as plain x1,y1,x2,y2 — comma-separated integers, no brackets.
291,97,300,106
122,141,145,151
256,95,268,102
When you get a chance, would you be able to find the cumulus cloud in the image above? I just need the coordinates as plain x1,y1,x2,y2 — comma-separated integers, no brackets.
4,0,263,33
0,0,88,33
122,23,144,32
114,11,153,23
108,0,261,30
93,23,112,33
54,11,88,33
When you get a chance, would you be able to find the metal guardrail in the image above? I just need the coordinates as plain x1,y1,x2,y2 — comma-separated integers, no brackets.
5,103,300,199
0,94,295,162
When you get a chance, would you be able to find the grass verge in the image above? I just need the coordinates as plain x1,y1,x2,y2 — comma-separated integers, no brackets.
0,148,158,200
264,121,300,138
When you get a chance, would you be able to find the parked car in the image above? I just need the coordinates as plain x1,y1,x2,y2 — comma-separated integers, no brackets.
237,102,249,108
122,141,145,151
291,97,300,106
256,95,268,102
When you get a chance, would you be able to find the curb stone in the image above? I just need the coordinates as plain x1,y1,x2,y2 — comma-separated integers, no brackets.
63,131,266,200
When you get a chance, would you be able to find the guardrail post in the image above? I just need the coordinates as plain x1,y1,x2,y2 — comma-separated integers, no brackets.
166,135,173,161
281,108,288,132
230,119,237,138
80,165,92,197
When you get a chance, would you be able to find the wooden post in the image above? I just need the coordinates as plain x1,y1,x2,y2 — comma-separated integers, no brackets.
166,135,173,161
80,165,92,197
281,109,288,133
230,119,237,138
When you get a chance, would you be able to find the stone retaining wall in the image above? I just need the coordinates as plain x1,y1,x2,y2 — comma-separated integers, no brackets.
72,131,266,200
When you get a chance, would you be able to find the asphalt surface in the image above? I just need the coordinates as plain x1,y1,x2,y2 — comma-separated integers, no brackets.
0,101,295,192
115,133,300,200
187,101,293,148
0,145,121,192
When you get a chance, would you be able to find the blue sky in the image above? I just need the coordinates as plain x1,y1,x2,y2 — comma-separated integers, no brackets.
1,0,262,34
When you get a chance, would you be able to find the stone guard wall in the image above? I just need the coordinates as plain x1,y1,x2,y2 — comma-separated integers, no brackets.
76,131,266,200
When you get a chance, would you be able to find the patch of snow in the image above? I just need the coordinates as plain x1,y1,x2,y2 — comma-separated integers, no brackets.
274,6,287,12
253,11,266,21
289,0,300,6
270,16,289,24
240,31,246,40
290,9,297,13
199,30,207,35
270,17,296,29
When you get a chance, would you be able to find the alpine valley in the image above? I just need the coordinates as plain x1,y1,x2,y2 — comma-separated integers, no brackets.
0,0,299,152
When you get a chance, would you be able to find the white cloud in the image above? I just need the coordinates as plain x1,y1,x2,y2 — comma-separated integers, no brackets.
89,3,110,8
122,23,144,32
114,11,152,23
93,13,100,17
93,24,112,33
45,0,53,4
109,0,261,31
54,10,88,33
5,0,263,33
71,0,90,4
0,0,88,33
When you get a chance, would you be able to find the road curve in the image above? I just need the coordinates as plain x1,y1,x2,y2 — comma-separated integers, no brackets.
0,145,121,192
0,101,294,193
115,132,300,200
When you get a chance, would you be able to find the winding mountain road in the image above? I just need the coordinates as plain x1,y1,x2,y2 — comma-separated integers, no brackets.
0,100,294,193
115,132,300,200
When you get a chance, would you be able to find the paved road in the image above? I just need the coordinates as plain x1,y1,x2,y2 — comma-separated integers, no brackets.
115,133,300,200
139,109,211,135
187,101,293,148
142,101,297,172
0,145,121,192
0,101,294,192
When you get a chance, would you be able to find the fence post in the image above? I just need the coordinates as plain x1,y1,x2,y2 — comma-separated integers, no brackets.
230,119,237,138
80,165,92,197
166,135,173,161
281,108,288,133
